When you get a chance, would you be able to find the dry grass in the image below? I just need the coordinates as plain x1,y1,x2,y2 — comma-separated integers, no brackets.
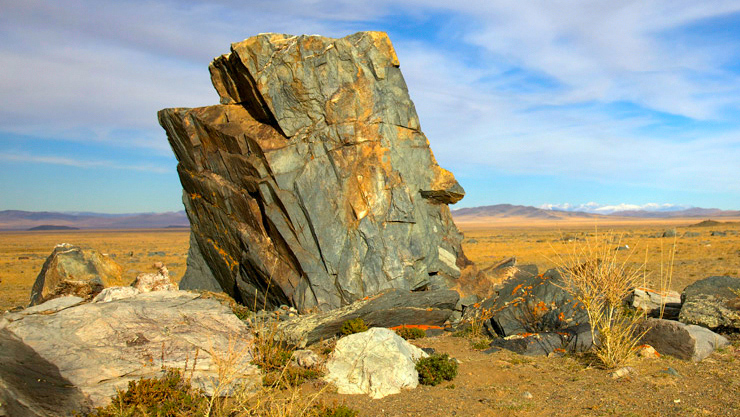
551,231,653,368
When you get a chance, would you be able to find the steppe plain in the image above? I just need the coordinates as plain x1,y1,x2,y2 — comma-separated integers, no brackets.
1,217,739,416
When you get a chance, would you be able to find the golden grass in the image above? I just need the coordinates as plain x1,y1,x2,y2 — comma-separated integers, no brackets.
459,219,740,293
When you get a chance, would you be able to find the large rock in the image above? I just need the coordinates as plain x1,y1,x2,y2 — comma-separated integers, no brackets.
679,276,740,331
0,291,260,411
29,243,122,306
159,32,468,312
638,318,729,361
324,327,427,399
275,288,458,347
474,269,589,338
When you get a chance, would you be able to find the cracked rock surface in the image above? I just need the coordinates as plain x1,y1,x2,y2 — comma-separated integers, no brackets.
159,32,468,312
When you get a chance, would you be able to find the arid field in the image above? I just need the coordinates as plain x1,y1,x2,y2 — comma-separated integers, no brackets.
2,218,739,311
1,219,739,416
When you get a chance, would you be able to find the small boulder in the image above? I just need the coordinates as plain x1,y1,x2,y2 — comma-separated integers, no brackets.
131,265,177,292
638,318,729,361
291,349,323,369
29,244,122,306
662,229,677,238
628,287,682,320
324,327,427,399
679,276,740,331
92,287,140,303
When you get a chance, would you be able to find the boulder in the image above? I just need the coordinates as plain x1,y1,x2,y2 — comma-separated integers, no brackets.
131,264,177,292
0,291,260,409
472,269,589,338
159,31,468,313
628,287,682,320
275,288,458,347
324,327,427,399
638,318,729,361
92,286,140,303
29,243,122,306
662,229,677,238
679,276,740,331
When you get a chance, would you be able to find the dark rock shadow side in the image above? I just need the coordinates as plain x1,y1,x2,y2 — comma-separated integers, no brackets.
0,328,91,417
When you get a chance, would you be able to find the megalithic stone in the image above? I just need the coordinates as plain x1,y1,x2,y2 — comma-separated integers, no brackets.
159,32,468,312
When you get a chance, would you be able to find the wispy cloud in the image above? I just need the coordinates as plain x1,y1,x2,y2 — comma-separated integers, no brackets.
0,152,170,174
541,202,692,214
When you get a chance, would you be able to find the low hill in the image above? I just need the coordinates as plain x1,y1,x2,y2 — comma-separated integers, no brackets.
27,225,80,231
451,204,602,221
0,210,189,231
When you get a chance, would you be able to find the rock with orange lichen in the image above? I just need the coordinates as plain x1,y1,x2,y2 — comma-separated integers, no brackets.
159,32,467,312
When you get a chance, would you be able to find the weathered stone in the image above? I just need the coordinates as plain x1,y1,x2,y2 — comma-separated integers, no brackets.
679,276,740,331
291,349,323,369
159,31,468,313
1,291,260,408
628,287,682,320
662,229,677,238
474,269,588,338
29,243,122,306
275,288,458,347
131,265,177,292
638,318,729,361
324,327,427,399
178,231,222,292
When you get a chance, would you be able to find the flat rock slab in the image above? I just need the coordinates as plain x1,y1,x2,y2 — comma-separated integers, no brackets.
324,327,427,399
275,288,458,347
679,275,740,331
485,323,594,356
0,291,260,409
638,318,729,362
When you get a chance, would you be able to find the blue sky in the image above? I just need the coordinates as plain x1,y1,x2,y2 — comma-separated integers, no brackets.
2,1,740,213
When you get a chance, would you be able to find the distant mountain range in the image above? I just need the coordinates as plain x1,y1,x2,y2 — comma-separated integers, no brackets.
0,210,190,231
451,204,740,221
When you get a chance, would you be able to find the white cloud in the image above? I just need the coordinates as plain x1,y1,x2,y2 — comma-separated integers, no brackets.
541,202,692,214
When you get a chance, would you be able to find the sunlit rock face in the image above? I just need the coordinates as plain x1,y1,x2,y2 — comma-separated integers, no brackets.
159,32,468,312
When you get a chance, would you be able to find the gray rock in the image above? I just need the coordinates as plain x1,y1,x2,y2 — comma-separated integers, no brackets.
478,269,589,338
662,229,677,238
679,275,740,331
324,327,427,399
291,349,323,369
159,32,468,313
485,323,594,356
29,244,122,306
683,232,700,238
276,288,458,347
628,287,682,320
0,291,260,408
178,230,222,292
638,318,729,361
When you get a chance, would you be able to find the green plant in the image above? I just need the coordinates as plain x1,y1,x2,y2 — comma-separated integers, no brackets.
395,326,426,340
312,403,359,417
88,369,208,416
416,353,458,386
472,338,491,350
340,318,368,335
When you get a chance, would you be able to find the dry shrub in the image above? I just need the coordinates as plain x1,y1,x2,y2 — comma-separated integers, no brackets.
469,306,494,339
552,231,648,369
